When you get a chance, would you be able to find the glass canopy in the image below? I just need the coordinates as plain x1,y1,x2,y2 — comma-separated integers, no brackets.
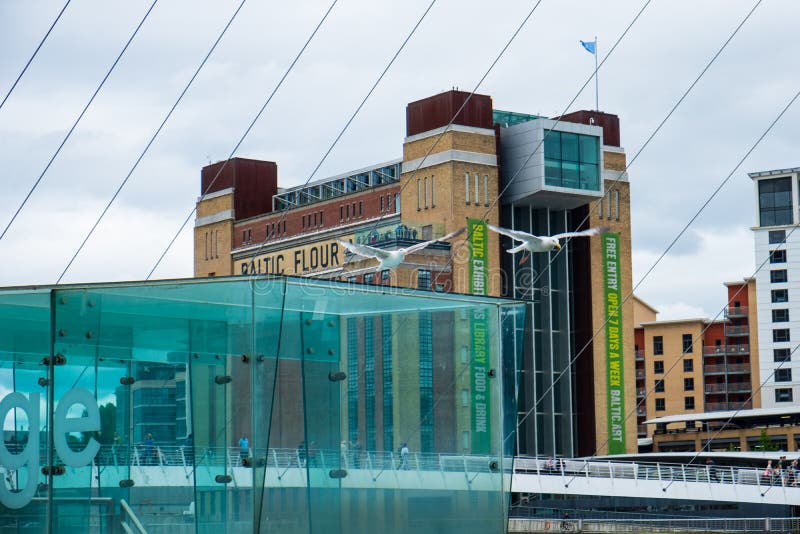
0,275,524,533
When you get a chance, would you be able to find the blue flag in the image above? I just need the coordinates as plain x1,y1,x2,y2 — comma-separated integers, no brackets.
580,40,596,54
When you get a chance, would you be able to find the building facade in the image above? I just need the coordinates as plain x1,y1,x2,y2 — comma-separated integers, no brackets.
750,167,800,408
193,90,637,457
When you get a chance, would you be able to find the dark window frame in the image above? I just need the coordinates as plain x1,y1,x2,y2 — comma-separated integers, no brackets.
684,377,694,391
771,269,788,283
653,336,664,355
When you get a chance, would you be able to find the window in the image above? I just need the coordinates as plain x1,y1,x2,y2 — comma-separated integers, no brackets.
775,388,794,403
417,269,431,290
381,270,391,285
769,229,787,244
683,359,694,372
340,206,344,221
773,329,791,342
417,179,422,210
654,361,664,374
771,269,788,283
684,377,694,391
653,336,663,355
776,368,793,382
431,175,436,207
543,130,600,190
682,334,693,353
359,201,363,216
654,380,664,393
758,177,792,226
364,273,375,285
461,389,469,407
465,172,470,204
483,175,489,206
474,173,480,205
773,309,790,322
772,289,789,303
380,196,385,212
770,249,787,263
684,397,695,410
774,348,791,362
655,398,665,411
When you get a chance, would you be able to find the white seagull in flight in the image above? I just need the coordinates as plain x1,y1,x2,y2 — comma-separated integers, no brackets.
339,227,465,271
487,223,610,264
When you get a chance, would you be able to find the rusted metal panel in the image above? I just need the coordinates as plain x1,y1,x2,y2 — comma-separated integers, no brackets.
406,90,493,136
555,110,621,147
201,158,278,221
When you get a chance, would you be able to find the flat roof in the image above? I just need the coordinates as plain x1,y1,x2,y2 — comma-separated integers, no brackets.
639,317,708,327
645,405,800,425
748,167,800,179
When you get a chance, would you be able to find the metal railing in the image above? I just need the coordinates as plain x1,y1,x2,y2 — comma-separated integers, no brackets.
703,344,750,356
704,363,751,374
509,517,800,533
705,382,752,393
705,400,753,412
724,325,749,336
513,455,800,490
725,306,749,317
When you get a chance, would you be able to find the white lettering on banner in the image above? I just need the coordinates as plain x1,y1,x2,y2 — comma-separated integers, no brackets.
0,388,100,509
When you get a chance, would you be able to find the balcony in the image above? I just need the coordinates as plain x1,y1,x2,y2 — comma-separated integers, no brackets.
703,344,750,356
637,388,646,398
637,408,647,417
637,424,648,437
636,369,646,379
704,363,751,375
635,349,645,361
704,382,753,394
705,401,753,412
724,325,749,337
725,306,749,318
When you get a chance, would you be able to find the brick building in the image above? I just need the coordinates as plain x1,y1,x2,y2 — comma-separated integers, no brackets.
193,90,637,457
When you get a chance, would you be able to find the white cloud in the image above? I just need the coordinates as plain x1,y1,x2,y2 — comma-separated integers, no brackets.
632,227,755,321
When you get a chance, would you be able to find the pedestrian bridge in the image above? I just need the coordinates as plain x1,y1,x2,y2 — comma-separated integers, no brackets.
512,456,800,506
11,446,798,506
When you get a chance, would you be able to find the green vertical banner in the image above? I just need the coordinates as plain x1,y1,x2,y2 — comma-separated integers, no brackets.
468,218,490,452
603,232,626,454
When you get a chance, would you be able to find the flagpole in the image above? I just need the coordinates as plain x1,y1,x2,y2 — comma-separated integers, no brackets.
594,36,599,111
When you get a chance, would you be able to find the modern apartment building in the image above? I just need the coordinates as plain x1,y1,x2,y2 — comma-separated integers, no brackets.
750,167,800,408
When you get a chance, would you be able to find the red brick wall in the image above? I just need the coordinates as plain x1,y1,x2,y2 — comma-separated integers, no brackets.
233,184,400,248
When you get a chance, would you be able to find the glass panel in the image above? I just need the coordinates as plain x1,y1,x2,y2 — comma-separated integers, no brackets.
544,159,561,187
0,278,524,533
543,130,560,160
579,135,598,164
560,133,579,162
561,162,579,189
579,163,599,190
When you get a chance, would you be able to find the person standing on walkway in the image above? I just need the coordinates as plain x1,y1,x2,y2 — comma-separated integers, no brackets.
239,436,249,463
400,442,409,470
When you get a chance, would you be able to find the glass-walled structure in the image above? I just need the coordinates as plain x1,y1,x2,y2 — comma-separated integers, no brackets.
0,276,523,533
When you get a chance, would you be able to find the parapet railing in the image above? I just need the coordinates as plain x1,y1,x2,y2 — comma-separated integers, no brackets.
514,455,800,491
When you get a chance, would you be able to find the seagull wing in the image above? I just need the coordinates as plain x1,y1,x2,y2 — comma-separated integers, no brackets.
486,223,545,246
401,227,466,254
551,226,611,240
338,240,391,260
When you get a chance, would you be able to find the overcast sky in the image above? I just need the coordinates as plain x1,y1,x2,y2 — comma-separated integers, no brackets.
0,0,797,321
